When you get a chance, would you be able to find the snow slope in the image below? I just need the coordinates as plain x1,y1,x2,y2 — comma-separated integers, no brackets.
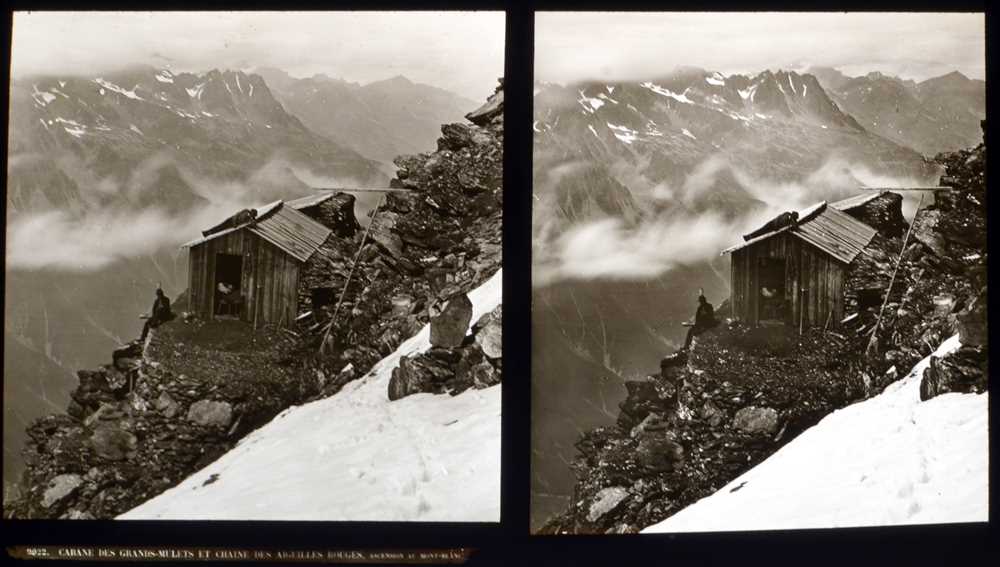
120,269,502,521
644,334,988,533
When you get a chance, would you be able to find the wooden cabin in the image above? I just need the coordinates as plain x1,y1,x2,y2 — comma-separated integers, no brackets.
183,200,333,328
722,201,879,329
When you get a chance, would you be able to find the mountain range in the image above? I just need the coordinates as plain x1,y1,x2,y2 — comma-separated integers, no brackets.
532,67,954,236
8,65,387,218
255,67,477,167
808,67,985,157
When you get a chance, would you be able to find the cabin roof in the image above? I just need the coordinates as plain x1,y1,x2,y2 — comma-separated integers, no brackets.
722,201,877,264
286,191,337,210
830,190,888,212
182,201,332,262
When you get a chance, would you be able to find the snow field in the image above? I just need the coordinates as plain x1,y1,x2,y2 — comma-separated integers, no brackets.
644,334,988,532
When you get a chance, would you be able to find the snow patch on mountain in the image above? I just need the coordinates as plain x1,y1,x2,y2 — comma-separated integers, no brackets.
119,270,503,521
32,85,56,106
641,82,693,104
186,83,205,99
643,334,987,533
706,72,726,87
155,72,174,84
681,128,696,140
607,123,639,144
578,90,606,113
94,78,143,101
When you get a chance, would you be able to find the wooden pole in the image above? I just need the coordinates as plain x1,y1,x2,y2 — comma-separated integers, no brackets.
859,186,953,192
865,192,927,359
312,187,415,193
319,194,386,355
799,288,807,335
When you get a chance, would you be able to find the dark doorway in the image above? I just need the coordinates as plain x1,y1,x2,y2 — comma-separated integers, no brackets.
311,287,336,314
214,253,243,317
758,257,787,324
858,286,884,311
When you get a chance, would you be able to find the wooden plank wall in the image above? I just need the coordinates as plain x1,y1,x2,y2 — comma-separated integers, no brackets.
187,229,301,327
730,234,845,328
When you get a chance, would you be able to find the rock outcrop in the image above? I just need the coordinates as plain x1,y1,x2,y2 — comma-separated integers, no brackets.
388,306,503,401
304,78,504,398
429,293,474,348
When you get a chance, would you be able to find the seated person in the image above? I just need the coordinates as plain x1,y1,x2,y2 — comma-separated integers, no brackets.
140,288,174,341
217,282,235,315
682,289,717,350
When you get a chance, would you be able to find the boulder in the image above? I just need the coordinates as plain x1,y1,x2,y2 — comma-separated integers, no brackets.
700,400,726,428
470,360,500,389
732,406,780,435
154,391,180,418
617,375,666,430
41,474,83,509
390,294,415,318
112,341,144,371
911,209,947,257
660,351,687,373
429,293,473,348
104,367,130,391
90,425,138,461
586,486,629,523
369,211,404,260
630,412,669,438
919,347,988,401
438,123,494,152
932,294,956,317
464,80,504,127
187,400,234,428
83,403,120,427
60,509,96,520
473,307,502,359
317,192,361,238
635,434,685,473
76,369,110,393
956,289,988,347
388,353,454,401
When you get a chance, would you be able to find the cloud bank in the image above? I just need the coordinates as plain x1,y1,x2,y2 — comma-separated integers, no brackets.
533,155,937,287
6,155,368,272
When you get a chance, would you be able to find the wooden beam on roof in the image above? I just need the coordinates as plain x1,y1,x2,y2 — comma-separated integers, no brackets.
312,187,415,193
859,186,954,191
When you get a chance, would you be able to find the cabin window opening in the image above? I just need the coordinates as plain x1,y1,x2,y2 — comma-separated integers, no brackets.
214,253,243,317
758,257,787,324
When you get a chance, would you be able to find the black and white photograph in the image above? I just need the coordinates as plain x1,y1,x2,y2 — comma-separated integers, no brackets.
531,12,987,533
4,11,504,521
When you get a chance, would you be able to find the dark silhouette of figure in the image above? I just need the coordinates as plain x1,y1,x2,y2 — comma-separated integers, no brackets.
140,288,174,341
682,291,717,350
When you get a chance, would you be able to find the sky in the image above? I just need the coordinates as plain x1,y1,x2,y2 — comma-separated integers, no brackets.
11,11,506,101
536,12,985,84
